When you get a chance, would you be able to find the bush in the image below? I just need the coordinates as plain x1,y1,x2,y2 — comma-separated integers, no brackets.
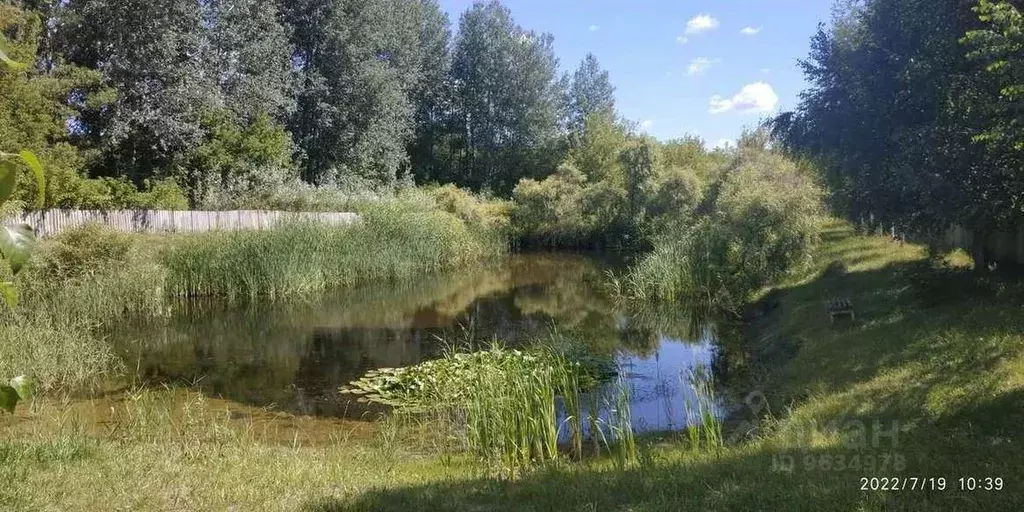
510,164,634,249
427,184,511,233
628,150,824,309
39,223,133,278
50,176,189,210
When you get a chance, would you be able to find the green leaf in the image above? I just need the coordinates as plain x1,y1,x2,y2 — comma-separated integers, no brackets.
0,159,15,205
0,224,37,275
0,47,27,70
9,376,33,401
0,385,19,414
18,151,45,207
0,282,17,308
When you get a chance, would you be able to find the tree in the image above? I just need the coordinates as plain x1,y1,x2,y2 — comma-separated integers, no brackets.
59,0,216,183
408,0,453,185
0,3,106,208
565,53,616,139
282,0,432,188
963,1,1024,152
771,0,1008,240
203,0,296,122
449,0,565,194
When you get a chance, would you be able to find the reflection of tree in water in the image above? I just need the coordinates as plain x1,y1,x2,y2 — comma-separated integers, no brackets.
109,252,730,419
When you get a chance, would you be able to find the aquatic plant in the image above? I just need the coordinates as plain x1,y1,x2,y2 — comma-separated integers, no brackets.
682,364,723,451
341,343,625,473
162,201,506,301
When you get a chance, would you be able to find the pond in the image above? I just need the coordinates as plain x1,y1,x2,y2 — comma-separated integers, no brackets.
110,253,726,433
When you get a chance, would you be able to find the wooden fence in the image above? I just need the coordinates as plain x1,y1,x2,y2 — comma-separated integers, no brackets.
15,210,360,238
943,224,1024,266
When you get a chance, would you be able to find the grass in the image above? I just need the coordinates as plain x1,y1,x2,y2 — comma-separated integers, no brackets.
3,219,1024,510
0,199,506,396
163,202,505,301
341,341,627,475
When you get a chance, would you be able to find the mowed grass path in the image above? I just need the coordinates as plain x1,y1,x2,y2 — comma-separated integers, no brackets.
3,221,1024,510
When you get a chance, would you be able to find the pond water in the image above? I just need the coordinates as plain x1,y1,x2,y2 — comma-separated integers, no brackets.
111,253,724,433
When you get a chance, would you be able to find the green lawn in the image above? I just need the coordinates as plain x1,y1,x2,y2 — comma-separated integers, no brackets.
3,221,1024,510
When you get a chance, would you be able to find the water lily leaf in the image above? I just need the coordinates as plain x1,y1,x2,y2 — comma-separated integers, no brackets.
0,47,27,70
0,223,36,274
0,385,19,414
9,376,33,401
0,281,17,308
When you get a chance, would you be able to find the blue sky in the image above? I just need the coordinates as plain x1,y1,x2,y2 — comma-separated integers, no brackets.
439,0,836,148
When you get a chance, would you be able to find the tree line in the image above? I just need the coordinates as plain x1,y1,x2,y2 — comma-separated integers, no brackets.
772,0,1023,264
1,0,617,208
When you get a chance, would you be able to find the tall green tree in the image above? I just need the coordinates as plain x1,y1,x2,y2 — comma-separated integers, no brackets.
771,0,1013,241
281,0,434,188
203,0,296,122
59,0,216,183
449,0,565,194
0,3,104,208
408,0,453,185
565,53,616,139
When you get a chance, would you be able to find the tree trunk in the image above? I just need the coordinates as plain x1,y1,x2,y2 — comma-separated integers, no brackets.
971,229,988,273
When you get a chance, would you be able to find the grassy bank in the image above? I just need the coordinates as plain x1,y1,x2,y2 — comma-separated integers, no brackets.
3,220,1024,510
0,192,507,395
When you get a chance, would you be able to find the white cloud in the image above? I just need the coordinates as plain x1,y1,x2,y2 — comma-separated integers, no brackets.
589,25,600,32
685,14,720,35
708,82,779,114
676,35,689,44
640,120,654,129
687,57,720,76
740,26,762,36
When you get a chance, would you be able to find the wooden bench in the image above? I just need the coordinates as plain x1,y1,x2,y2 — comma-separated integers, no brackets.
827,298,855,323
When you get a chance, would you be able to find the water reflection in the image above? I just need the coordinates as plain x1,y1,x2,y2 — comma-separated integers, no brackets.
111,253,725,431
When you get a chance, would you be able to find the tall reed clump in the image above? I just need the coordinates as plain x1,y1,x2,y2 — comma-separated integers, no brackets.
162,201,506,301
682,365,723,451
341,343,625,475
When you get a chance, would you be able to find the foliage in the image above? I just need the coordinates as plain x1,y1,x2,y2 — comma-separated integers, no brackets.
183,112,296,209
772,0,1023,248
341,342,623,472
162,201,503,301
564,54,616,139
511,121,708,250
426,184,511,233
447,0,566,193
1,27,49,415
39,223,133,279
627,149,824,310
511,164,631,249
963,1,1024,152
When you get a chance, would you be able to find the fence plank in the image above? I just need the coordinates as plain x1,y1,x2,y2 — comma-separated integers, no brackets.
14,210,359,238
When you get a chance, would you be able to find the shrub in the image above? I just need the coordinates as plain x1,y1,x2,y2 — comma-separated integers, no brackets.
628,150,824,309
427,184,511,233
511,164,633,249
39,223,133,278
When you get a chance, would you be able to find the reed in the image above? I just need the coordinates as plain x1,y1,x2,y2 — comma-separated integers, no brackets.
682,364,723,451
341,340,631,475
162,202,505,301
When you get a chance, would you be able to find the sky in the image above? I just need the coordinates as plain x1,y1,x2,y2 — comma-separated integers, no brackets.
439,0,836,149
